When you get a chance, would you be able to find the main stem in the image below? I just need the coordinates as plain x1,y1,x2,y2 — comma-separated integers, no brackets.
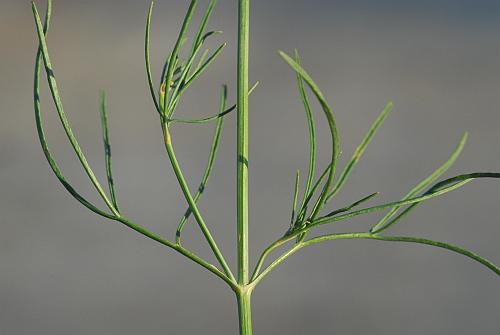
237,0,250,288
236,288,253,335
237,0,252,334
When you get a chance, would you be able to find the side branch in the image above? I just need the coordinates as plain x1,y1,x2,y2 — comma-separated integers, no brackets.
114,215,238,291
162,123,236,283
251,232,499,287
33,0,236,292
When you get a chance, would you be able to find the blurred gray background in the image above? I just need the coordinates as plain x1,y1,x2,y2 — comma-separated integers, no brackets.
1,0,499,334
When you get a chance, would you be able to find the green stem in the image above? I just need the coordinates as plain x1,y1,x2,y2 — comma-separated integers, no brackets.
251,232,499,287
113,215,238,292
237,1,251,334
236,289,253,335
237,0,250,286
162,124,235,283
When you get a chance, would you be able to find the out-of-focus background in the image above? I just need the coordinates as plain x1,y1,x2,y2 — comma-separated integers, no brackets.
1,0,499,334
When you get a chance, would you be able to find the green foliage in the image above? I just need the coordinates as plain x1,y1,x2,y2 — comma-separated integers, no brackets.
32,0,498,333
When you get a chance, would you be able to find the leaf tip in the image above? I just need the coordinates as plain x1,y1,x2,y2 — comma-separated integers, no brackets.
31,1,38,15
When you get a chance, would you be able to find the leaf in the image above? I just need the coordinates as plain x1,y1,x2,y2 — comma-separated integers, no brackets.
327,101,393,202
33,0,114,219
190,0,218,57
99,91,120,212
324,192,379,218
167,31,224,114
313,176,473,227
163,0,198,114
168,81,259,124
370,132,468,233
32,1,118,215
371,172,500,234
294,162,332,227
279,51,340,220
145,1,161,115
175,85,227,245
294,50,316,213
180,43,226,96
290,170,301,226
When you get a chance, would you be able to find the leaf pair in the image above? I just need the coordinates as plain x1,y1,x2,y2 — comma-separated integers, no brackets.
370,132,468,233
280,51,340,227
33,1,119,218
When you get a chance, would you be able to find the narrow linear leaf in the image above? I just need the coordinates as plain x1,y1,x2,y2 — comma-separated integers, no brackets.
160,52,185,92
145,1,161,115
32,2,118,215
171,104,235,125
177,43,226,100
290,170,300,226
190,0,218,57
371,132,468,232
372,172,500,234
194,49,210,73
294,50,316,212
291,163,332,243
324,192,379,218
99,91,120,212
313,177,473,227
169,81,259,124
33,1,114,219
175,85,228,245
327,101,393,202
167,31,223,114
162,124,235,281
167,39,208,114
159,57,171,93
279,51,340,221
295,162,332,226
163,0,198,111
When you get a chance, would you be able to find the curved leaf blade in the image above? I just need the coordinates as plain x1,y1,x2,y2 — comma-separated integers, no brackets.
327,101,393,202
279,51,340,221
371,132,468,233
